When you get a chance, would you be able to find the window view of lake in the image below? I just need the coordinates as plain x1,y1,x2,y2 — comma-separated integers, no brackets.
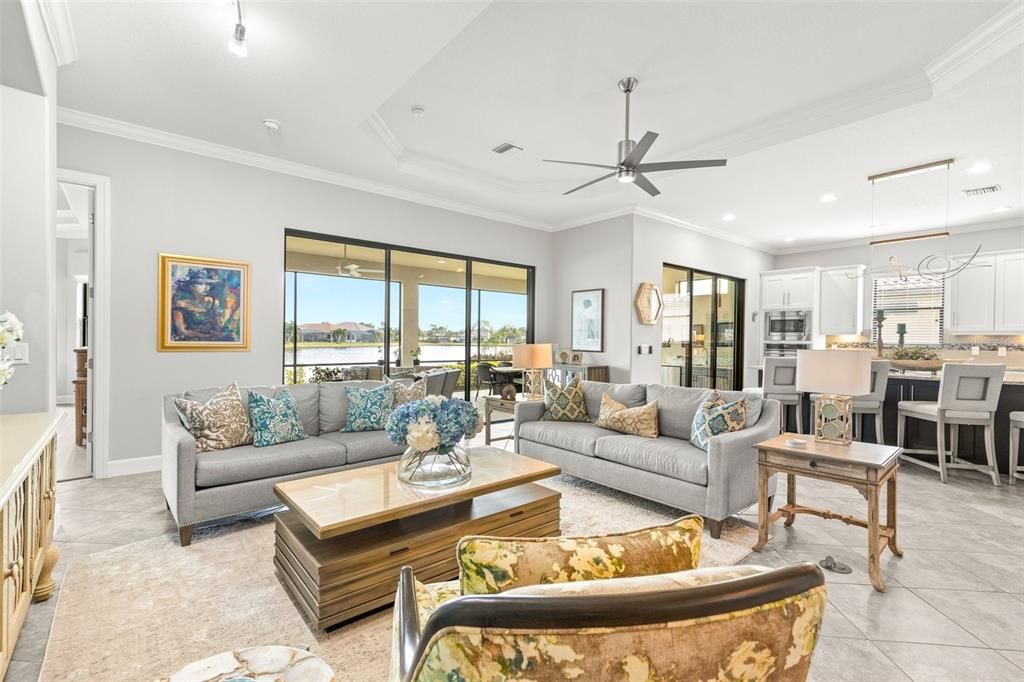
284,344,514,366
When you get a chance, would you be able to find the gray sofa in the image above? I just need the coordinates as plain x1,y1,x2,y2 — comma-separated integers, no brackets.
514,381,780,538
162,378,410,546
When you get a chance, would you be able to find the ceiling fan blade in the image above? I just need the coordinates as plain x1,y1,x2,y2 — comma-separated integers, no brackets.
543,159,620,171
621,131,659,168
635,159,728,173
563,171,617,195
633,173,661,197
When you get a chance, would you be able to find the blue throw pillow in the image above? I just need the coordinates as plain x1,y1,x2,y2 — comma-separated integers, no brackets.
691,392,747,451
344,384,394,432
248,390,307,447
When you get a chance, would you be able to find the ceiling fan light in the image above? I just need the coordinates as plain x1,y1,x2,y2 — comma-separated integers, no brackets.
228,23,247,57
617,169,636,184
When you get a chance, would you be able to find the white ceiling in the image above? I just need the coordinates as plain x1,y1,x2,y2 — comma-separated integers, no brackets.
57,1,1023,251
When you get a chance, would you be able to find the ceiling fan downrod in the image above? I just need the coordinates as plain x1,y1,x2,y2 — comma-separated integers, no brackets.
618,77,638,163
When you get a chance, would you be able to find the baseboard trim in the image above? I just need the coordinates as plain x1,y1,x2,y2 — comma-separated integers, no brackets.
103,455,161,478
56,395,74,405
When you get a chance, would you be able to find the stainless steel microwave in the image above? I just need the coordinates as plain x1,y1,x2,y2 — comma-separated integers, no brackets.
765,310,811,341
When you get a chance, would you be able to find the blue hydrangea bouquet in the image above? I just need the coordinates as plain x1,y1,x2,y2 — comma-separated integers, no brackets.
386,395,483,487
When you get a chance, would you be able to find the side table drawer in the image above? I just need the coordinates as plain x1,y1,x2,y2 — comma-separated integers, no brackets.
763,451,867,481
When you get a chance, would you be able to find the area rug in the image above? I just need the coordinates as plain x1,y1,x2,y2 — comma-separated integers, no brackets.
41,474,757,681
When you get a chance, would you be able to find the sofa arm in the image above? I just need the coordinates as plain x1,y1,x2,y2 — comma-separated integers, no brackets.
704,399,780,520
513,400,545,452
161,396,197,527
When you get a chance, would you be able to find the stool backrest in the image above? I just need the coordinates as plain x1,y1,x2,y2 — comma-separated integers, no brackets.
938,363,1005,413
858,359,891,401
762,357,798,396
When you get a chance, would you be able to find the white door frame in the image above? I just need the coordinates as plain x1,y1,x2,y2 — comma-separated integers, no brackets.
56,168,111,478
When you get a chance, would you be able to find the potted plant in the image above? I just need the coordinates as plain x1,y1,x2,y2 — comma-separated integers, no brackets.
886,346,944,372
410,346,421,366
376,346,385,366
385,396,483,487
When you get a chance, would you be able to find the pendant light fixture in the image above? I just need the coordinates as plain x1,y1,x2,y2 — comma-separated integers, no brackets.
228,0,247,58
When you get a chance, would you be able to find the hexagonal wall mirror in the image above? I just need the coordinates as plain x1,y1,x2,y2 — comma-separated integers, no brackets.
633,282,664,325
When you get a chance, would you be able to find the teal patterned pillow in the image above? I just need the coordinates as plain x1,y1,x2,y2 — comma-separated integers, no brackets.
691,392,747,451
248,390,306,448
343,384,394,432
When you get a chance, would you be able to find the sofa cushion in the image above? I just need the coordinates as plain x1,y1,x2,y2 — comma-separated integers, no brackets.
540,377,590,422
319,430,404,464
595,394,659,438
318,380,386,432
644,384,709,440
595,435,709,486
517,421,616,456
248,390,307,448
175,383,252,453
580,381,646,420
194,436,345,487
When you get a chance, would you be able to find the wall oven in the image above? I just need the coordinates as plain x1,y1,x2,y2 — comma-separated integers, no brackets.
763,343,804,358
765,310,811,342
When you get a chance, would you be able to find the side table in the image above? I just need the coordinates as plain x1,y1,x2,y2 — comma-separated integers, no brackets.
752,433,902,592
483,395,540,445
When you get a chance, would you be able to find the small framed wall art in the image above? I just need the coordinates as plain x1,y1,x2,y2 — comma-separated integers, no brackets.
157,254,251,352
633,282,664,324
571,288,604,352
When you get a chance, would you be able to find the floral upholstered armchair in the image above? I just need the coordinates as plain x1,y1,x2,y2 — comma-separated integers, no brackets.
390,516,827,682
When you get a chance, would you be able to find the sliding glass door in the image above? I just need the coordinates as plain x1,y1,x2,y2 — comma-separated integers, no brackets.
661,264,744,390
283,231,534,400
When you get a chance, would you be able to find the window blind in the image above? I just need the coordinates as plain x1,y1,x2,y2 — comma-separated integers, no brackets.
871,276,944,346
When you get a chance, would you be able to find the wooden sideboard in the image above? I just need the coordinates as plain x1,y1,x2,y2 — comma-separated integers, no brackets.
0,412,61,679
73,348,88,446
546,364,610,386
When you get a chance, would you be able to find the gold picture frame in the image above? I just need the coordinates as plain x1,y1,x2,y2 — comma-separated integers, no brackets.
157,253,251,352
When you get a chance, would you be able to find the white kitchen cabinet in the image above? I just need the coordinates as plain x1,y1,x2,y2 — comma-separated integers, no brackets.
761,270,817,310
994,251,1024,332
947,254,995,333
819,265,865,335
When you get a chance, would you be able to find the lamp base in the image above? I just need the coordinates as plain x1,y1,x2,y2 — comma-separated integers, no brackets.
524,368,546,399
813,394,853,446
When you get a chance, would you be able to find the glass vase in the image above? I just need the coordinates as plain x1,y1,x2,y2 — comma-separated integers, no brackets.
397,444,472,487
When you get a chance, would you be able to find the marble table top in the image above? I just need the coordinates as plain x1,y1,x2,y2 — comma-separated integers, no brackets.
162,645,334,682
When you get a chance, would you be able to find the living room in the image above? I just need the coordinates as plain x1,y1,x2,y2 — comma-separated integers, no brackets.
1,1,1023,680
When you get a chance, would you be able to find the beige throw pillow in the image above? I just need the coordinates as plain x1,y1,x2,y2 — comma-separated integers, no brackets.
174,383,252,453
385,375,427,406
595,393,659,437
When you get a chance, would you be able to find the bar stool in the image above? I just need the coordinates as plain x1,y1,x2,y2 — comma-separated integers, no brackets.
1010,411,1024,485
898,363,1005,485
853,360,890,443
762,357,802,433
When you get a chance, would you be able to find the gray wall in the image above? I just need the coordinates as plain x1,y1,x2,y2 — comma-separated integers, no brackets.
57,125,556,464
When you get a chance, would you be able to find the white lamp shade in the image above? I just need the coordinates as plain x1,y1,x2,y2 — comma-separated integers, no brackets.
796,349,871,396
512,343,553,369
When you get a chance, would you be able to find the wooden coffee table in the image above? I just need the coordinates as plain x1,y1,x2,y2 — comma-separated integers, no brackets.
752,433,902,592
272,447,561,628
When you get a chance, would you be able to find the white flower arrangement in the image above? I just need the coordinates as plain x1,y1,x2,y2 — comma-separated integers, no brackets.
0,311,24,389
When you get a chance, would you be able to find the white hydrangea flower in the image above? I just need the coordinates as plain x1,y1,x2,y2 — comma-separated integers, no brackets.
406,416,440,452
0,360,14,387
0,326,10,348
0,311,22,342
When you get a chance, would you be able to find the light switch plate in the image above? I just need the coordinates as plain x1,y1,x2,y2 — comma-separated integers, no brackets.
10,342,29,365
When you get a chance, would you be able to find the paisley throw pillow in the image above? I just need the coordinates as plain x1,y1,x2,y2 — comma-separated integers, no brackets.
691,391,747,451
174,383,252,453
343,384,394,432
248,390,307,448
595,393,659,437
540,377,590,422
386,375,426,406
457,516,703,595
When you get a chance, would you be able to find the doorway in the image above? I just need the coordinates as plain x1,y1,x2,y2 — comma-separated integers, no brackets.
660,264,744,390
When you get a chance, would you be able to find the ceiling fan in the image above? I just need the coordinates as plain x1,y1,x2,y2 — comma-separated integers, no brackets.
336,245,384,278
543,77,727,197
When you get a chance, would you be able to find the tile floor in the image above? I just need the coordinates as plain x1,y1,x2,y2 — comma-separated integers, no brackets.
9,419,1024,681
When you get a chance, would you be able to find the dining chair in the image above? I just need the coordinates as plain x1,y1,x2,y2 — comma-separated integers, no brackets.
898,363,1005,485
762,357,802,433
475,363,496,399
1010,411,1023,485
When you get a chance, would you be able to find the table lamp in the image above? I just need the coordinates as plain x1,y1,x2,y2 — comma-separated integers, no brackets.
796,349,871,446
512,343,552,399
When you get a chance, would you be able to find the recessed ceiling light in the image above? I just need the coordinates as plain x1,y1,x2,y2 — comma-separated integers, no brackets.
992,205,1012,213
437,259,446,264
411,106,426,118
967,161,992,174
721,213,736,222
783,236,796,242
820,193,838,203
262,118,280,131
456,267,465,273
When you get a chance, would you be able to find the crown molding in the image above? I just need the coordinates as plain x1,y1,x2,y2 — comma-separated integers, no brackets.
633,208,774,253
37,0,78,66
57,107,552,231
771,216,1024,256
926,1,1024,94
550,206,636,232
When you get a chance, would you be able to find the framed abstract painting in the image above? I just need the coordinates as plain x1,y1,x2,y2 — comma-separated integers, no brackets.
571,288,604,352
157,254,250,351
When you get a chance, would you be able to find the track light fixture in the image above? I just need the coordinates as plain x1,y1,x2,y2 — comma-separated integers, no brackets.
228,0,247,57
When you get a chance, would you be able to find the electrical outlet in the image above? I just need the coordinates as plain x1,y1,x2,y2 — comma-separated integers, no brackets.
971,346,980,356
998,346,1007,357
